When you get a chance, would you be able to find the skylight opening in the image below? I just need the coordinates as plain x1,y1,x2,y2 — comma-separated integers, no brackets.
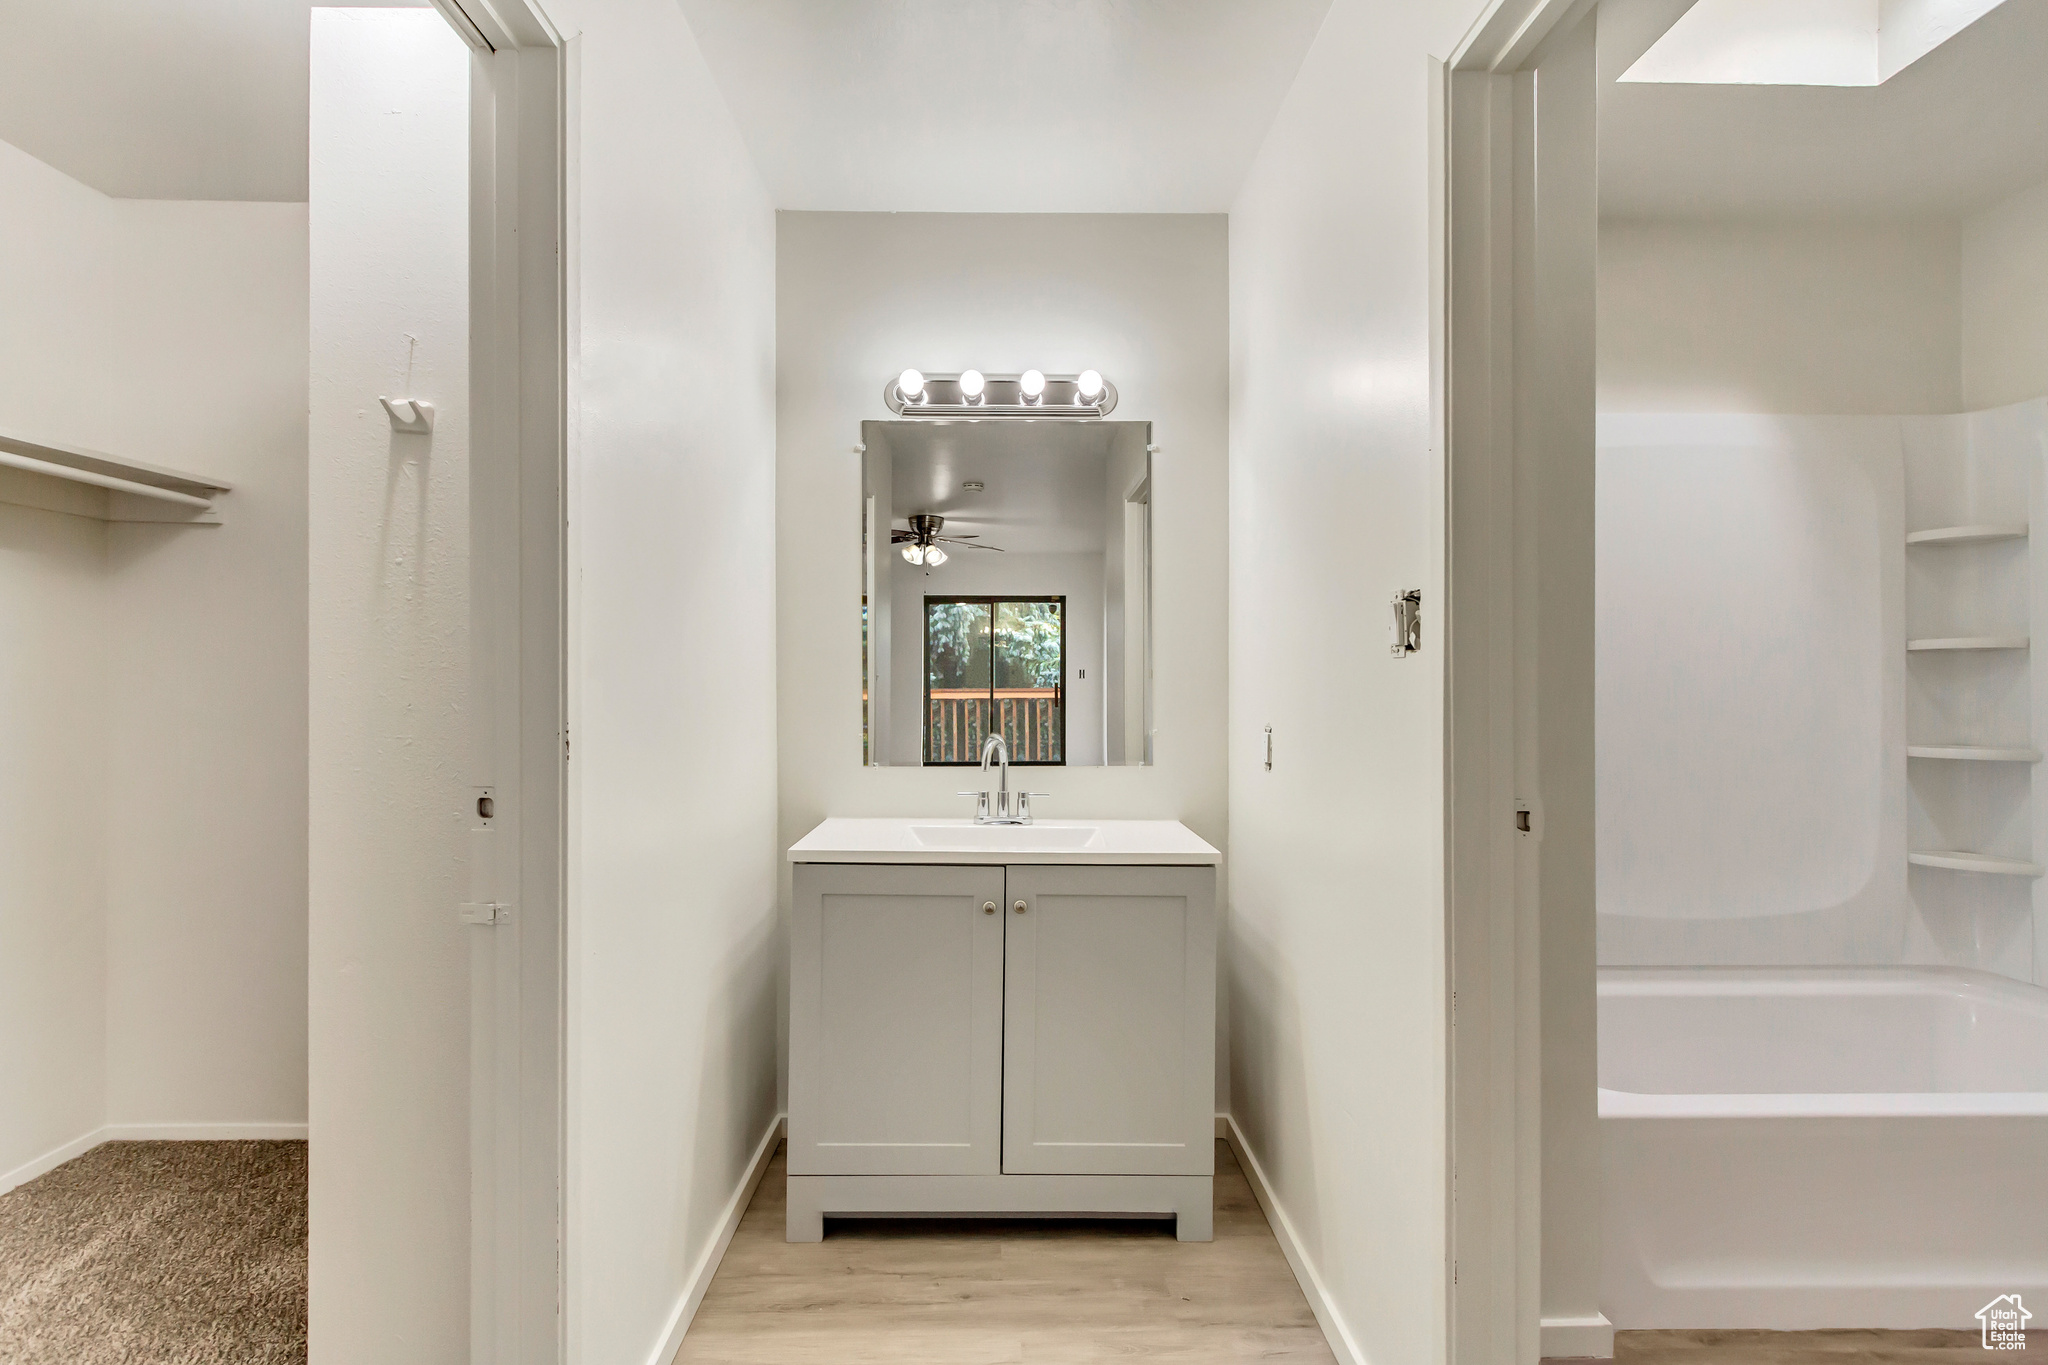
1620,0,2009,86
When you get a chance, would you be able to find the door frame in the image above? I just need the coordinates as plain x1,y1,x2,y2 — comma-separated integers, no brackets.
1440,1,1603,1362
427,2,568,1362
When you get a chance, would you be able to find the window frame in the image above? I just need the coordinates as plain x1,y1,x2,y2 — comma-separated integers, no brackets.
922,594,1068,766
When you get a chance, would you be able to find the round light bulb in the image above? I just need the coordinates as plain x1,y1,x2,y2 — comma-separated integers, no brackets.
924,545,948,566
901,544,924,565
1020,369,1046,399
1076,369,1104,401
898,369,925,401
959,369,986,400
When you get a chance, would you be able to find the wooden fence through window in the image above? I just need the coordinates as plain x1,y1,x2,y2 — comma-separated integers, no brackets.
927,689,1061,764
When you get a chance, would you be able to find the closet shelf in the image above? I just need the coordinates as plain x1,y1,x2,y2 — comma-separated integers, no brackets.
1907,637,2029,652
1909,850,2044,877
1906,524,2028,546
1907,745,2042,762
0,426,230,522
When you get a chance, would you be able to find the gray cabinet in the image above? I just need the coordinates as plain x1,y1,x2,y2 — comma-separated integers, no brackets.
787,860,1216,1239
788,863,1005,1176
1001,864,1215,1176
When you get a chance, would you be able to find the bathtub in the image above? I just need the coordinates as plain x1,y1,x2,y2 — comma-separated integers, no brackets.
1600,966,2048,1330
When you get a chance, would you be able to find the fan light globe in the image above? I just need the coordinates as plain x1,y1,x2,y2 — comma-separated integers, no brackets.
959,369,986,399
1076,369,1104,400
901,544,924,565
1020,369,1047,397
898,369,925,400
925,545,948,566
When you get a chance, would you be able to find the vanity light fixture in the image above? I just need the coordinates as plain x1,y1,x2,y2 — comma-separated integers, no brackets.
881,371,1117,418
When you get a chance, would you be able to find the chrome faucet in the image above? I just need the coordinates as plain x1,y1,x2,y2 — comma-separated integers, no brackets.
957,732,1047,824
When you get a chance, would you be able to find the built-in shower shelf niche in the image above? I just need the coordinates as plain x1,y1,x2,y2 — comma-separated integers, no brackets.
0,426,229,523
1907,746,2043,762
1906,525,2029,546
1907,850,2045,877
1906,636,2029,651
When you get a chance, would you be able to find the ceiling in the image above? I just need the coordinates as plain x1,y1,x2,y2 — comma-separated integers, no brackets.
1600,0,2048,220
672,0,1334,212
871,419,1139,555
4,0,1331,210
0,0,426,202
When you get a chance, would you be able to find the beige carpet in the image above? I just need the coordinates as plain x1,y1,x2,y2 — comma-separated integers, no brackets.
0,1140,306,1365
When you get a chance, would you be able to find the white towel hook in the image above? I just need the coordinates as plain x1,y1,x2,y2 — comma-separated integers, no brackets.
379,396,435,434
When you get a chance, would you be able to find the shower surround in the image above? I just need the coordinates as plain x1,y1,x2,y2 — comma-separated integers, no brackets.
1597,401,2048,987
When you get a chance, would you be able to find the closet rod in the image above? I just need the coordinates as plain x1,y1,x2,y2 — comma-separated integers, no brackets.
0,449,213,508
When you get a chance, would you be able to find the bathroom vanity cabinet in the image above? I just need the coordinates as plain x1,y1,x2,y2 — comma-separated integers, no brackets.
786,819,1219,1241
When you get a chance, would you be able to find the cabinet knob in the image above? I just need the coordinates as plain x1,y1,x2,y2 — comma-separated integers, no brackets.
983,901,996,915
1013,899,1028,915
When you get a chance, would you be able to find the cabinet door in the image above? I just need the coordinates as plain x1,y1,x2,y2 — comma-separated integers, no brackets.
789,863,1005,1175
1002,865,1216,1176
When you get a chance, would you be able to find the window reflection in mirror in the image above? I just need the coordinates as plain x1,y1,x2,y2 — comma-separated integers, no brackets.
861,420,1153,767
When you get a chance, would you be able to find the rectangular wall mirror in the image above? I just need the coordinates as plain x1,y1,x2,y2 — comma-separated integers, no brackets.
862,419,1153,767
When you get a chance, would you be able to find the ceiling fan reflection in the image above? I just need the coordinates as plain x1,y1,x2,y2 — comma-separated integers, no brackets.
891,512,1005,567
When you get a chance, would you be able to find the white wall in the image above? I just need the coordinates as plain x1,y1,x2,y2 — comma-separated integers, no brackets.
1600,217,1963,415
0,140,115,1187
1962,177,2048,411
547,1,783,1361
308,11,471,1358
0,130,307,1184
96,199,309,1133
1226,1,1484,1360
0,497,107,1185
777,211,1231,1099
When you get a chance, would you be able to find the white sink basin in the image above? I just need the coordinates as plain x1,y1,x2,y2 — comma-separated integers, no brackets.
909,823,1107,852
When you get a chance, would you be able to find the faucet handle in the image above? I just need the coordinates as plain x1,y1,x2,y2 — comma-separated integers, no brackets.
956,790,992,822
1016,792,1051,822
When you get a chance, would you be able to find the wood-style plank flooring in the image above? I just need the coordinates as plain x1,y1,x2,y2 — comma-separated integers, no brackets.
674,1139,1336,1364
1613,1330,2046,1364
680,1145,2043,1365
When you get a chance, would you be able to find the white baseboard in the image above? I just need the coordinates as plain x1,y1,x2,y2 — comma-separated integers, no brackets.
1219,1113,1365,1365
1,1121,307,1197
104,1122,309,1142
1,1127,106,1196
1541,1313,1616,1360
648,1111,786,1365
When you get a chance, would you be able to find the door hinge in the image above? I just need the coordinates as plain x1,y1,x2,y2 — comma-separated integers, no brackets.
563,729,571,761
460,901,512,926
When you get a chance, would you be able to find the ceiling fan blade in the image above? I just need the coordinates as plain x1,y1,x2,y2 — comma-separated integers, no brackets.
941,539,1005,551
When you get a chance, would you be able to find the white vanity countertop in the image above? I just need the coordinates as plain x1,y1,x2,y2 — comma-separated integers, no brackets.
788,817,1221,866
